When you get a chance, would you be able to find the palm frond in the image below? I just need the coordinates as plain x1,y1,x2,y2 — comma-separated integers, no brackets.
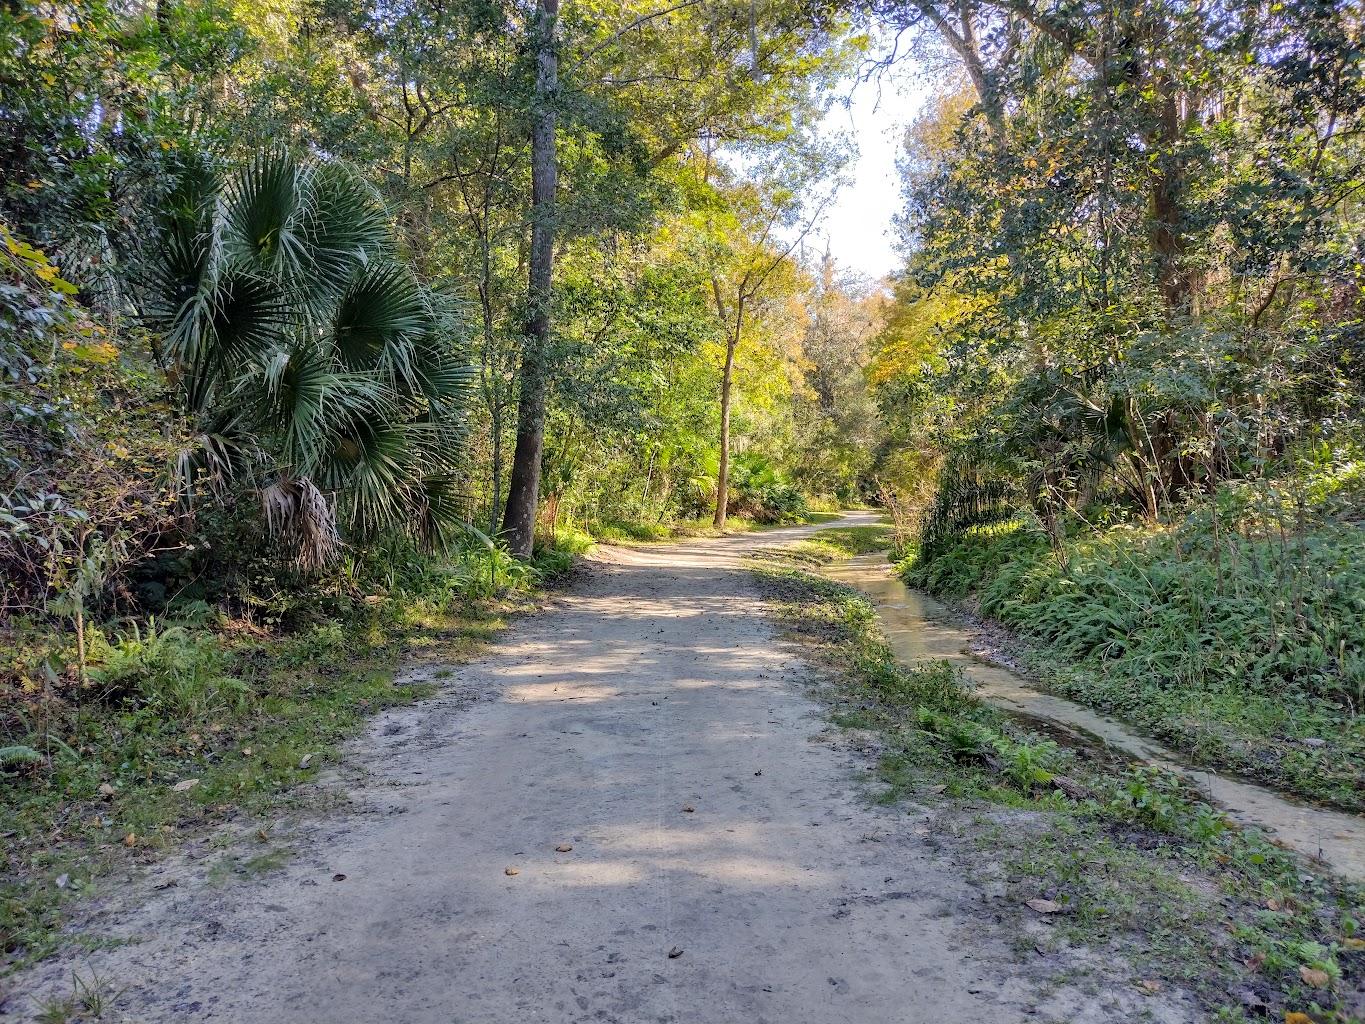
261,472,341,570
302,162,390,302
331,262,429,376
261,345,393,474
221,149,312,285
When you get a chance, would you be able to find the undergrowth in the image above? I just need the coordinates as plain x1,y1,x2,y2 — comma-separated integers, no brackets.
902,510,1365,811
571,508,842,545
750,556,1365,1022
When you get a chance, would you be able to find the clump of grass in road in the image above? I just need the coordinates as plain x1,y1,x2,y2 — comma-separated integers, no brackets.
581,509,850,546
749,555,1365,1023
775,524,895,567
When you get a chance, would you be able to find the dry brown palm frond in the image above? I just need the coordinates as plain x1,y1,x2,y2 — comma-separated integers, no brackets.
261,472,341,570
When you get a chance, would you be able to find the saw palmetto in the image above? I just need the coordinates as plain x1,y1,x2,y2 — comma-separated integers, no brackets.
149,149,472,566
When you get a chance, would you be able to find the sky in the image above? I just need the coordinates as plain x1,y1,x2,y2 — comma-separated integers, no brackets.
812,70,933,283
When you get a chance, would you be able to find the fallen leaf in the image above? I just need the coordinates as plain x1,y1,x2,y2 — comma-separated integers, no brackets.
242,747,252,756
299,754,313,769
1299,966,1330,989
925,785,946,794
555,844,573,853
1285,1013,1314,1024
681,805,694,813
123,832,136,847
504,868,519,876
332,873,347,882
256,829,269,842
98,783,115,796
171,779,200,792
667,947,683,959
1026,899,1061,914
1137,980,1161,995
1232,989,1265,1012
1267,899,1280,911
55,874,69,889
913,827,930,836
1245,952,1266,971
1341,937,1365,951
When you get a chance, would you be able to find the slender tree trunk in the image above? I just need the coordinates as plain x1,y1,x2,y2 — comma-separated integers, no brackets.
490,404,503,536
501,0,558,557
1145,67,1191,319
478,221,504,536
714,305,742,528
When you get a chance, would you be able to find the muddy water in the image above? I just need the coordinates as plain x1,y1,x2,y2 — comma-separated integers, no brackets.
823,554,1365,884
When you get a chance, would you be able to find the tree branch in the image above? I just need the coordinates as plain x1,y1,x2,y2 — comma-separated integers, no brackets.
569,0,705,77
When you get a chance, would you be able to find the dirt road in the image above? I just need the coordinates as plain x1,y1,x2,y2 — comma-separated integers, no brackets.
15,516,1175,1023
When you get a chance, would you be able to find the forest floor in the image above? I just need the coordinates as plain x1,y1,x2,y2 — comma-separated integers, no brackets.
7,515,1211,1023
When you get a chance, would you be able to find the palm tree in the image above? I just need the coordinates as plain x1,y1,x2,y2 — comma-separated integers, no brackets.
148,150,472,567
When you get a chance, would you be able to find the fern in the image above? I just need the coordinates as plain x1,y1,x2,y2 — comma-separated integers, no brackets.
0,745,43,768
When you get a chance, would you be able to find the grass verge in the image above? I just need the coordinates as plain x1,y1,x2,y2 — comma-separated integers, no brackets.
750,547,1365,1023
0,551,573,975
904,520,1365,812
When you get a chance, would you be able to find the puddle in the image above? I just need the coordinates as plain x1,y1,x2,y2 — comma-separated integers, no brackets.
824,553,1365,883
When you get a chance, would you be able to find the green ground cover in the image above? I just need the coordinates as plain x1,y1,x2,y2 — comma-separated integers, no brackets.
901,515,1365,812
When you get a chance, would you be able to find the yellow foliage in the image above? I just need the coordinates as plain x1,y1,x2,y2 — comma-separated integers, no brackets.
869,280,985,387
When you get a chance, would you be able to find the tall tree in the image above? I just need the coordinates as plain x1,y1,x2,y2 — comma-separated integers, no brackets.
501,0,560,557
701,144,838,526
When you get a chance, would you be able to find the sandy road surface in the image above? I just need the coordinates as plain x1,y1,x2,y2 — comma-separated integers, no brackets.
11,515,1180,1023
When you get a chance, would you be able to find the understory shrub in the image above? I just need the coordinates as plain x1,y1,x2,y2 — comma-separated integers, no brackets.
88,622,250,720
902,485,1365,807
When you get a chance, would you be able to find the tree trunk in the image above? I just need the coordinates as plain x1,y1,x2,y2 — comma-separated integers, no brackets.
501,0,559,558
1144,67,1191,318
489,403,503,536
714,306,742,528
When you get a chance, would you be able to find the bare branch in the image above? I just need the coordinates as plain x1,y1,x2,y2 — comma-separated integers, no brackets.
569,0,705,77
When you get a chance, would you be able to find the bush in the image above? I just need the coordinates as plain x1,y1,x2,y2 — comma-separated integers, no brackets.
729,452,809,523
903,485,1365,808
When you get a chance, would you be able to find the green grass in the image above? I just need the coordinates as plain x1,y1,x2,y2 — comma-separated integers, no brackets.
749,554,1365,1022
904,518,1365,811
0,545,571,973
779,524,894,565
